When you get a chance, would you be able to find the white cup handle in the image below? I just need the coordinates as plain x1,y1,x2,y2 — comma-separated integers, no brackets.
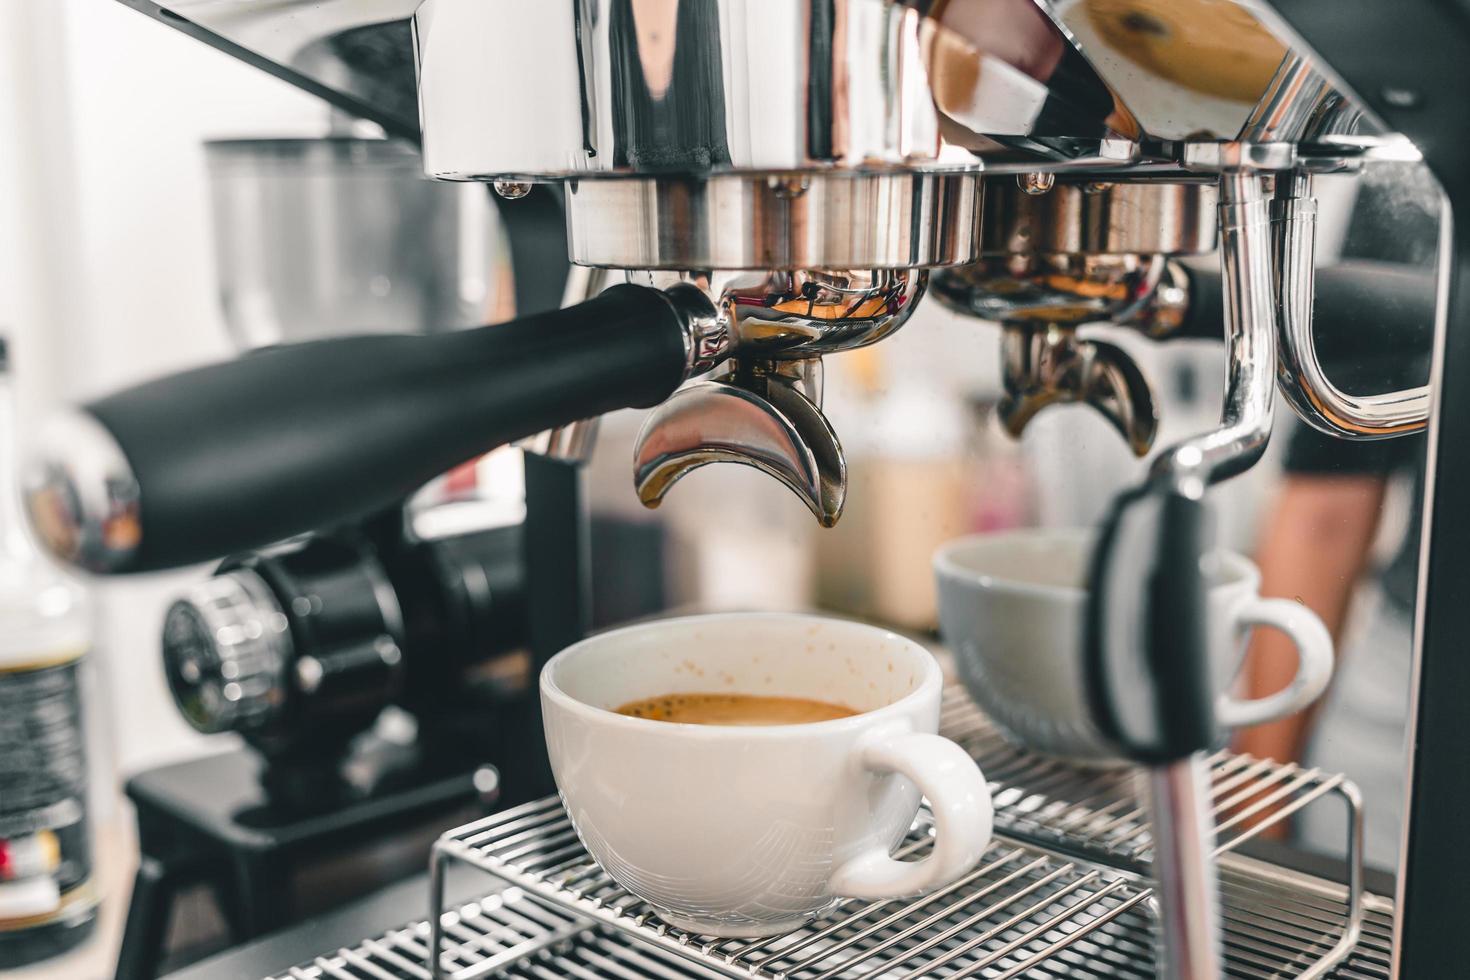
828,731,993,899
1215,596,1335,729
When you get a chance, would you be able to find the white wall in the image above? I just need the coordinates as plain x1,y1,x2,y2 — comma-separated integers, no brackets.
1,0,332,774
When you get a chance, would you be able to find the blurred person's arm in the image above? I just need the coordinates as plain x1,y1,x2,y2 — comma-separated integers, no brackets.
1233,474,1387,766
1236,331,1427,771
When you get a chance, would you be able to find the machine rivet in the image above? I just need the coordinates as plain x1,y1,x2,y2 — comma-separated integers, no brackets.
1155,282,1188,310
1018,172,1055,195
768,174,811,199
473,765,502,804
493,180,534,200
295,656,324,693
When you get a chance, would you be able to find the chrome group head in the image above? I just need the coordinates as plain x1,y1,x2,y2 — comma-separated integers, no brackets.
409,0,1424,522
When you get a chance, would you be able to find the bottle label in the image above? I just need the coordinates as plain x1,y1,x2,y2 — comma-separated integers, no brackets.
0,655,94,932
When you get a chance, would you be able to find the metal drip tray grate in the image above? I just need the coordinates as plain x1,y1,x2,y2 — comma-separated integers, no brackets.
435,803,1151,979
267,886,589,980
424,686,1370,979
938,687,1364,871
266,886,734,979
268,880,1393,980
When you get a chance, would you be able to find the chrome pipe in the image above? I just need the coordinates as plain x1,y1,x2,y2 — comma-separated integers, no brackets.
1238,52,1365,146
1148,755,1223,980
1154,171,1277,496
1136,169,1280,980
1272,175,1431,439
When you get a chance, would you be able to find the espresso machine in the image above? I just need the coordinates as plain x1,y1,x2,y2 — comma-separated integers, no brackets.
22,1,1470,977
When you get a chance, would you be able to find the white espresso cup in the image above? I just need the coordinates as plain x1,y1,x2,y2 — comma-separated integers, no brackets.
934,528,1334,764
540,612,993,937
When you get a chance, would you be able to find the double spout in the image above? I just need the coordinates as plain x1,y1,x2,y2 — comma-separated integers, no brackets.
634,359,846,527
629,268,926,527
930,177,1219,458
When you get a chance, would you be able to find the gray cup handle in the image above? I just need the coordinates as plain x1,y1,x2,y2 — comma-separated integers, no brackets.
1216,597,1335,729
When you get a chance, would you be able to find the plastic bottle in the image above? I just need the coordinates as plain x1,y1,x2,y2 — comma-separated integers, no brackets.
0,337,98,967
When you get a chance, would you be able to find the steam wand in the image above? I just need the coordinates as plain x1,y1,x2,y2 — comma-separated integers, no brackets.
1086,169,1279,978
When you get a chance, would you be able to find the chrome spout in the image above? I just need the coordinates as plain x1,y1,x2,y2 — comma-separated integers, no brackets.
626,268,926,526
633,359,845,527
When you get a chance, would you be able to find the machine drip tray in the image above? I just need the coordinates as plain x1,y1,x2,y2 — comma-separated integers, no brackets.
264,868,1392,980
401,685,1384,980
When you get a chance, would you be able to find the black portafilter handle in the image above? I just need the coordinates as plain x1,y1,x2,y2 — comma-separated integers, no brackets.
1085,485,1217,762
26,283,715,574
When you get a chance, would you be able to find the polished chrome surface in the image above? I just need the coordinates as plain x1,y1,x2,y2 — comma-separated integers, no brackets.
23,411,141,574
1180,139,1299,173
1018,172,1056,196
1052,0,1379,158
412,0,1148,182
932,253,1168,455
1240,52,1366,147
939,685,1362,890
121,1,421,136
1126,258,1193,338
564,174,981,270
134,0,1397,179
491,180,532,200
281,883,1394,980
275,891,733,980
1000,322,1158,455
1154,171,1276,493
1048,0,1287,142
933,253,1167,324
652,268,928,359
1081,171,1280,978
206,137,505,349
659,281,735,376
634,359,845,527
628,268,923,525
284,872,1393,980
515,418,601,464
161,570,292,735
424,683,1370,980
1148,756,1223,980
978,178,1218,256
1271,177,1432,439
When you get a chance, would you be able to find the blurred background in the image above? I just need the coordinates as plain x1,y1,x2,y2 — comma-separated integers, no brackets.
0,2,1432,976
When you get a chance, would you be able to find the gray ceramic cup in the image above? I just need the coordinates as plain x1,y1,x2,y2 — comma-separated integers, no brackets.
933,528,1334,764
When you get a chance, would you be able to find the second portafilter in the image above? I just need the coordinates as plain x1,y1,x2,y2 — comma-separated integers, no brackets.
931,176,1218,455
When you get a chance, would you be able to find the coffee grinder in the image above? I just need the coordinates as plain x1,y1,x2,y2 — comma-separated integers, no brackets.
110,136,578,979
